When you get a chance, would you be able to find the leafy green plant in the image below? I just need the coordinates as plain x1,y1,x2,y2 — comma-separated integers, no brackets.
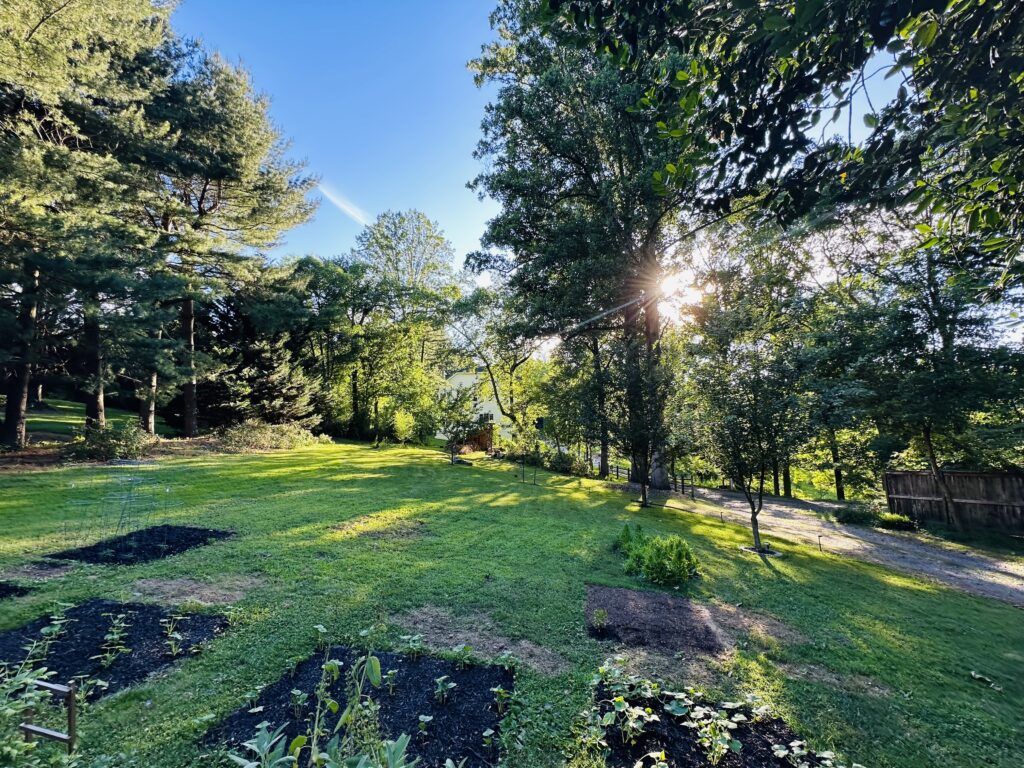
481,728,495,748
227,721,300,768
591,608,609,634
384,669,398,696
63,420,156,461
877,512,917,531
451,643,473,669
161,615,185,658
490,685,511,715
91,612,131,668
290,688,309,719
434,675,456,704
219,420,322,453
689,705,742,765
398,634,425,659
417,714,433,735
618,525,700,586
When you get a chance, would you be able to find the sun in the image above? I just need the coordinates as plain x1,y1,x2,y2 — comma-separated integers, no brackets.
659,270,703,323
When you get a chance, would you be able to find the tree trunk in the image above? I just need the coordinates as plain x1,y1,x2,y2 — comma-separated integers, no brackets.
181,295,198,437
827,427,845,501
782,459,792,498
922,423,958,528
83,299,105,432
588,336,611,479
33,381,43,404
140,370,157,434
2,261,39,449
771,456,780,496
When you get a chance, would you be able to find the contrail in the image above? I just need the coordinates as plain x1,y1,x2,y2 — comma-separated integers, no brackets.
318,183,370,226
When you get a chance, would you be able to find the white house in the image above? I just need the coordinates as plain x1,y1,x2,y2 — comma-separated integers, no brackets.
437,366,513,440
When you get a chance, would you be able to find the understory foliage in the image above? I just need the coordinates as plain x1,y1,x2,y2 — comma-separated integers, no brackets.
615,525,700,586
62,421,156,462
218,421,331,453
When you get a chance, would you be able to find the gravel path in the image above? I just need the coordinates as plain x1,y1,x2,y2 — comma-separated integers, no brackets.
658,486,1024,608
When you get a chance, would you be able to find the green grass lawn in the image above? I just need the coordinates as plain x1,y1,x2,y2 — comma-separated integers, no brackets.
0,442,1021,767
23,398,176,438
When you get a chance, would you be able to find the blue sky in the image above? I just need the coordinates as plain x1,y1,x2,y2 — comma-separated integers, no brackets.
171,1,501,264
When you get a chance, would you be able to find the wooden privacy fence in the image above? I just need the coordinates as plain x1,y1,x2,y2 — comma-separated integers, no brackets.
884,471,1024,532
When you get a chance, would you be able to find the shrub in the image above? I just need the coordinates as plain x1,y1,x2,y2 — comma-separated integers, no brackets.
544,450,591,476
877,512,917,531
833,505,878,526
63,421,155,461
617,524,700,586
218,420,322,452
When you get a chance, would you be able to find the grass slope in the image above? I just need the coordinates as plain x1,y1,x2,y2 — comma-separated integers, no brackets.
0,443,1020,767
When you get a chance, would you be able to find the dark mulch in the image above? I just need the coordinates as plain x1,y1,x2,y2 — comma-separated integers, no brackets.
586,584,724,656
0,581,31,600
209,646,513,768
0,599,226,699
46,524,233,566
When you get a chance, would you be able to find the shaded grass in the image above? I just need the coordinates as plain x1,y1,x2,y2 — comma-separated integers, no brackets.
23,398,175,437
0,443,1020,767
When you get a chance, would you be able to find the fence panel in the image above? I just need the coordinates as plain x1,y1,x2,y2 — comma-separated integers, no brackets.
884,471,1024,532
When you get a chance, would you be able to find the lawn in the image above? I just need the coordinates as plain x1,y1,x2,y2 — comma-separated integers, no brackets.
0,442,1021,767
24,398,176,438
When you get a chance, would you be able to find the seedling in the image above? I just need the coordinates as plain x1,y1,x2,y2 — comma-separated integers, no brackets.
400,634,425,659
495,650,517,671
592,608,609,634
434,675,457,704
452,643,473,669
384,669,398,695
91,613,131,668
482,728,495,748
160,615,185,657
290,687,309,719
490,685,511,715
418,714,433,735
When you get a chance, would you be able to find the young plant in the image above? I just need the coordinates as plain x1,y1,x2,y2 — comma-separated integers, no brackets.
91,612,131,668
290,687,309,719
384,669,398,696
689,705,741,765
434,675,456,704
451,643,473,670
160,615,185,658
399,634,425,659
591,608,609,634
481,728,496,748
227,720,302,768
417,714,433,736
490,685,511,715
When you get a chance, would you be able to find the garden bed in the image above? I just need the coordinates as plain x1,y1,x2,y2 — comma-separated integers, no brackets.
586,584,726,656
589,661,839,768
210,645,513,767
0,598,226,699
46,524,232,565
0,581,30,600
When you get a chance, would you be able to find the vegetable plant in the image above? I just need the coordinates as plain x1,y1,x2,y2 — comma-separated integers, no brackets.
91,612,131,668
434,675,456,704
160,615,184,658
490,685,511,715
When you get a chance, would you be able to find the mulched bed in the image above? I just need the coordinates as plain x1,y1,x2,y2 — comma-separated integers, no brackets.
46,524,233,566
0,581,31,600
600,698,820,768
586,584,724,656
0,598,226,699
209,646,513,768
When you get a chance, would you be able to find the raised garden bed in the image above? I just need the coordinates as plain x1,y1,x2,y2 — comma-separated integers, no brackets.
587,660,842,768
46,524,232,566
0,598,225,699
210,646,513,768
0,581,31,600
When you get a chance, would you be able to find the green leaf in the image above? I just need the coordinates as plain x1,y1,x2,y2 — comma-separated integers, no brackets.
763,15,789,31
367,655,382,687
913,19,939,49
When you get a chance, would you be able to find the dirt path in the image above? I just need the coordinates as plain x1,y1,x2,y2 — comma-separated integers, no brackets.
667,486,1024,608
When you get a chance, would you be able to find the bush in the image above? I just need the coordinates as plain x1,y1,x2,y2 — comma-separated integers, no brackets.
544,450,591,477
218,420,323,452
63,421,155,461
877,512,917,531
617,524,700,586
833,505,878,526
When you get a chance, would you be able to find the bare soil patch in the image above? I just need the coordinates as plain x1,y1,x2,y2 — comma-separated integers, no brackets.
208,646,512,768
586,584,727,656
46,524,233,566
1,562,74,582
0,598,225,699
703,600,807,646
132,575,263,605
393,605,570,675
780,663,891,698
0,445,62,471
